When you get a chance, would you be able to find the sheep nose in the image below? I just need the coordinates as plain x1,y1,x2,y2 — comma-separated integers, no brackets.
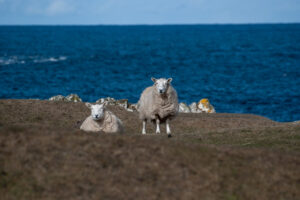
159,90,163,93
95,115,98,118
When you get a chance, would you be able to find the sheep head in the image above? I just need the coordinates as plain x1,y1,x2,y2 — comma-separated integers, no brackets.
151,77,172,95
86,103,105,121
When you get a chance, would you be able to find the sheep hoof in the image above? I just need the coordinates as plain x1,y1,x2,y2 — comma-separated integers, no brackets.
167,134,172,138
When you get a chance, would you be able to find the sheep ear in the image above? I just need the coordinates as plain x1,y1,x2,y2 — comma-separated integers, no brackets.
151,77,157,83
85,103,92,109
167,78,173,84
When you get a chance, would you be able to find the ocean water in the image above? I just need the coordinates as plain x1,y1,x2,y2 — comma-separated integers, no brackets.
0,24,299,122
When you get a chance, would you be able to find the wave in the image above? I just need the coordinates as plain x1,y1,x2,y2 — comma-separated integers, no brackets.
0,56,26,65
33,56,67,63
0,56,67,65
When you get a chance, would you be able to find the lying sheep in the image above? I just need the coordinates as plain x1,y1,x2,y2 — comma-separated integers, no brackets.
80,103,123,133
138,77,179,137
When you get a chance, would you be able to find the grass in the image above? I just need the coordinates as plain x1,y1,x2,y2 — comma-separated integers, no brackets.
0,99,299,200
187,126,300,151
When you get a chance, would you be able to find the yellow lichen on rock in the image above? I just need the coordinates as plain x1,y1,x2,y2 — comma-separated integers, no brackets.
200,99,209,104
197,98,216,113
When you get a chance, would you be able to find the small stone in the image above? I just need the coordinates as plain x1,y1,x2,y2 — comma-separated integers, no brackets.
96,97,117,105
116,99,128,109
49,95,66,101
128,103,138,112
94,97,139,113
189,102,201,113
96,98,104,104
179,102,191,113
197,98,216,113
65,94,82,102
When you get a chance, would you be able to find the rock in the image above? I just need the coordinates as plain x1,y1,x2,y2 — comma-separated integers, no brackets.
95,97,139,112
96,97,116,105
96,98,104,104
189,102,201,113
48,94,82,102
49,95,66,101
126,108,134,112
128,103,138,112
197,98,216,113
179,102,191,113
116,99,128,109
65,94,82,102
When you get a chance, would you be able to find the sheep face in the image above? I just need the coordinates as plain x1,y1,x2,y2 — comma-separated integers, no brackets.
86,103,105,121
151,77,172,94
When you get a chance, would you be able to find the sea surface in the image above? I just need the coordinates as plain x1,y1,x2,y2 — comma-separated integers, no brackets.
0,24,300,122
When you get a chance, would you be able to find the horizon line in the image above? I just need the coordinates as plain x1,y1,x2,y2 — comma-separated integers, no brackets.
0,22,300,26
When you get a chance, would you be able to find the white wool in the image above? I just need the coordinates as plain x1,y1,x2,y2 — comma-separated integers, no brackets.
80,103,123,133
138,78,179,122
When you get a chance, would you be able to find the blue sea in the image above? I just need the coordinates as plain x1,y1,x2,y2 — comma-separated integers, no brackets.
0,24,300,122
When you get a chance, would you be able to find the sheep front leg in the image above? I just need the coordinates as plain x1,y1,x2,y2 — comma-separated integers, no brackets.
166,119,172,137
142,120,147,134
155,118,160,134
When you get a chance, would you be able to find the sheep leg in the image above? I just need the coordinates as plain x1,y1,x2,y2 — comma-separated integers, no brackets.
142,120,146,134
166,119,172,137
155,118,160,134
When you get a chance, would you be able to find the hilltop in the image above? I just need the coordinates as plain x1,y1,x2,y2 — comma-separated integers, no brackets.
0,99,299,200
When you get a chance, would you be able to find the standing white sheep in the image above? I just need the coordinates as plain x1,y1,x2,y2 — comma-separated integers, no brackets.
138,77,179,137
80,103,123,133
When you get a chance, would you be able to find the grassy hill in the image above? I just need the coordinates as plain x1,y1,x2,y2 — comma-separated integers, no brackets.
0,100,299,200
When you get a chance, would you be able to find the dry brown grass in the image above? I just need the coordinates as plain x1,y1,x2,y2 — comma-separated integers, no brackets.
0,100,299,200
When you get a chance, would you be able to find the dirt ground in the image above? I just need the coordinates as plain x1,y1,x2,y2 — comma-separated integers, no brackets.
0,99,299,200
